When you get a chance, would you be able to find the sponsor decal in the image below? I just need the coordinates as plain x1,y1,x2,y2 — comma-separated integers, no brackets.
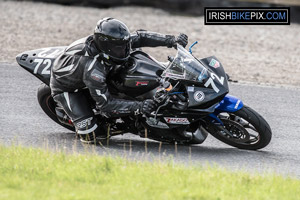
91,69,103,82
209,59,220,68
187,86,194,92
234,100,241,109
76,117,93,129
164,117,190,125
204,8,290,25
136,81,149,86
193,91,205,102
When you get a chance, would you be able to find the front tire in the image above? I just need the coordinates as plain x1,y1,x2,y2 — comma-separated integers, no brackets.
208,105,272,150
37,83,75,132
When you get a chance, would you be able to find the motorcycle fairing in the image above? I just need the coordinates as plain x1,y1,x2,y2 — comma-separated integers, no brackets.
215,94,244,113
161,95,243,127
199,56,226,78
109,51,164,97
206,94,244,125
184,55,229,108
186,85,226,109
16,47,66,85
153,102,218,129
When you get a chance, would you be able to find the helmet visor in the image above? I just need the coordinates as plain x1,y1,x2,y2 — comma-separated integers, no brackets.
107,39,131,60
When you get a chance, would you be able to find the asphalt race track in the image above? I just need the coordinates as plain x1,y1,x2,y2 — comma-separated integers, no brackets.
1,62,300,177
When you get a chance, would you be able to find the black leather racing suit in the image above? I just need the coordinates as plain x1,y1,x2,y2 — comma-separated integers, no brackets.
50,31,176,134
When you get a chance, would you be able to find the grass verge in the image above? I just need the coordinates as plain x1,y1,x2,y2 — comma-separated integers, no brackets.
0,145,299,200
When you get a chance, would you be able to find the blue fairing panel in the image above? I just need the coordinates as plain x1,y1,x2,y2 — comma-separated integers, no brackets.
214,94,244,113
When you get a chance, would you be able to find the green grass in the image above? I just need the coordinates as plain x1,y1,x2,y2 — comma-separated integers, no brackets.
0,145,299,200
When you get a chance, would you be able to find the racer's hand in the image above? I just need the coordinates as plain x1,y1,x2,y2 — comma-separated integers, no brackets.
140,99,157,115
175,33,188,48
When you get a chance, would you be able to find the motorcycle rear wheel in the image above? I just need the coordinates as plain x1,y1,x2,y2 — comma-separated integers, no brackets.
208,105,272,150
37,83,75,132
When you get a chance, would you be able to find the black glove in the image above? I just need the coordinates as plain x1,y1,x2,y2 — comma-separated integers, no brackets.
174,33,188,48
139,99,157,115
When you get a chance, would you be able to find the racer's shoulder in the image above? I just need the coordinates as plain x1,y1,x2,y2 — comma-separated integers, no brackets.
64,35,92,56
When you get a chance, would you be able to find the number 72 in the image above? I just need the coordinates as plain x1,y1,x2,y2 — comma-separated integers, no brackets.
204,73,224,93
33,59,52,75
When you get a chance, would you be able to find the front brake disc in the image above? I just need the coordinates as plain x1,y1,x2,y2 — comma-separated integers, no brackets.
220,119,250,143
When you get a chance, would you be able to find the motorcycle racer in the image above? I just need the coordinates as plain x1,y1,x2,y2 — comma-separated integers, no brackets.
50,17,188,143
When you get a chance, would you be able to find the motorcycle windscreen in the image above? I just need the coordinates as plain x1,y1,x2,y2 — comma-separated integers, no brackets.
162,45,208,81
162,45,229,108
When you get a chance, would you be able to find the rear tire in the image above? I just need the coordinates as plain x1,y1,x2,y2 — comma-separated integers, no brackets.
208,105,272,150
37,83,75,132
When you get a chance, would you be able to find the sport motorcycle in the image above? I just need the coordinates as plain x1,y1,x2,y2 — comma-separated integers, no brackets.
16,42,272,150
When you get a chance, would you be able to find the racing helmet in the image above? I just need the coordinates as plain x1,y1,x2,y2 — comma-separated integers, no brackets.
94,17,131,64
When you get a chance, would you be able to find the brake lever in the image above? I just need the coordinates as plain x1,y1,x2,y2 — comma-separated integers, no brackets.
154,97,170,121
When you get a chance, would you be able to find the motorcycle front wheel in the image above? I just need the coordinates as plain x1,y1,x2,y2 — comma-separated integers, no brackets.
207,105,272,150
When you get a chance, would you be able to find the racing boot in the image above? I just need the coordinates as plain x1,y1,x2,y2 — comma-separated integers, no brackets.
79,124,109,144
